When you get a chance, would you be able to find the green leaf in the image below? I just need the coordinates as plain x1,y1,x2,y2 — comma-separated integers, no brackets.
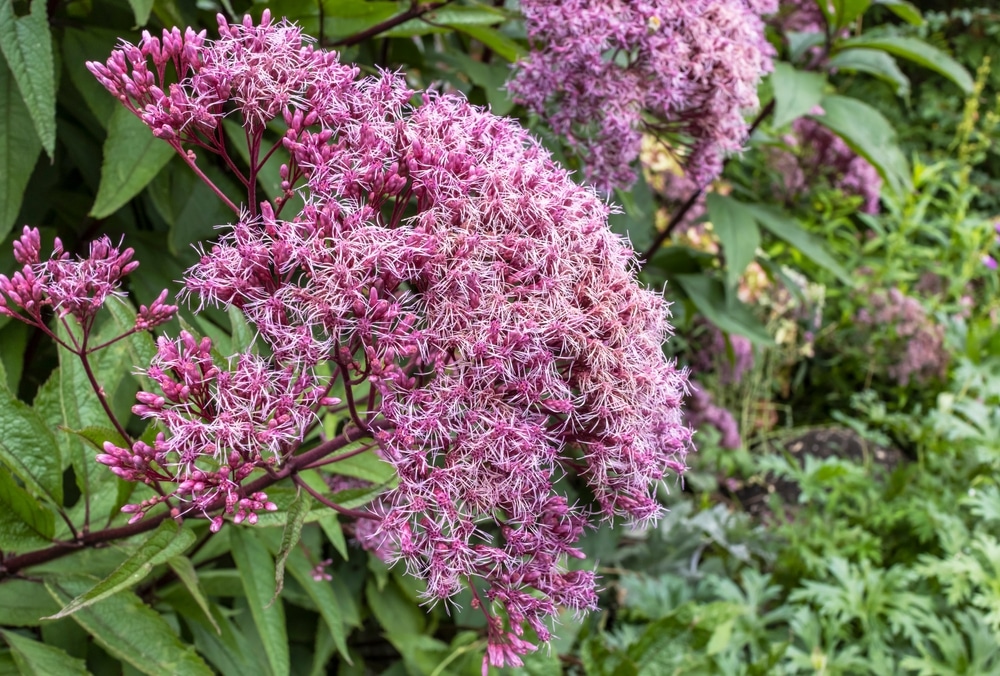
326,447,395,484
230,527,290,676
101,298,159,393
770,62,827,128
0,379,62,504
0,0,55,158
430,50,514,116
0,580,59,626
611,173,658,254
54,322,129,521
0,467,55,550
91,106,175,219
838,35,973,93
61,29,119,124
365,577,425,636
747,204,853,286
455,24,525,63
827,49,909,96
167,592,264,676
286,548,351,662
319,514,348,560
672,274,772,346
0,57,41,242
46,576,213,676
272,487,310,600
873,0,923,25
384,5,505,37
127,0,154,25
0,629,88,676
167,556,221,634
705,194,760,289
228,306,256,354
830,0,872,26
811,94,910,195
47,520,197,619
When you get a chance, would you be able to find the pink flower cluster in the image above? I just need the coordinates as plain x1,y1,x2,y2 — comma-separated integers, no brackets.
855,288,947,386
89,12,692,667
686,385,742,449
510,0,777,191
773,116,882,214
0,226,174,333
690,321,755,386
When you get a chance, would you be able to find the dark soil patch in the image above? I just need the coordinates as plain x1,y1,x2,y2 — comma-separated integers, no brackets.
728,426,905,519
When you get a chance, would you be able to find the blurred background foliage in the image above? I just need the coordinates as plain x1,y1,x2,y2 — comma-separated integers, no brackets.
1,0,999,674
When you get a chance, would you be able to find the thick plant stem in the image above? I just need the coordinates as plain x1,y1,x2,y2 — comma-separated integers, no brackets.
0,423,375,578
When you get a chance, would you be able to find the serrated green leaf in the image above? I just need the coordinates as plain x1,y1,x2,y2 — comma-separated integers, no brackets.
0,57,40,242
272,486,310,601
47,520,197,619
838,35,972,93
0,378,62,504
826,49,909,96
747,204,853,286
0,580,59,626
286,548,351,662
673,274,772,346
55,322,129,522
0,0,55,158
230,527,290,676
0,467,55,550
811,94,910,195
91,106,175,218
0,629,89,676
705,193,760,289
46,576,213,676
101,298,159,393
771,62,827,128
167,591,264,676
167,556,221,634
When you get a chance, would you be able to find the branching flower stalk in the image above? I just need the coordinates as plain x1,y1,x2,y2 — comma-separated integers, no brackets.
2,12,692,670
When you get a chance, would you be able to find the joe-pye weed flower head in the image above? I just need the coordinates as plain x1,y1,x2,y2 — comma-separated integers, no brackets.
84,11,693,669
510,0,777,192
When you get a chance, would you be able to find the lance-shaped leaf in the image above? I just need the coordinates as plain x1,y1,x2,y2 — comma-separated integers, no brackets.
747,204,853,287
839,35,972,93
811,95,911,196
0,467,55,550
706,193,760,290
90,106,175,219
0,380,62,505
167,556,221,634
770,62,827,128
230,527,290,676
0,0,55,158
285,547,351,662
272,487,311,601
673,274,772,346
0,57,42,242
46,520,197,619
46,576,213,676
0,629,88,676
0,580,59,626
